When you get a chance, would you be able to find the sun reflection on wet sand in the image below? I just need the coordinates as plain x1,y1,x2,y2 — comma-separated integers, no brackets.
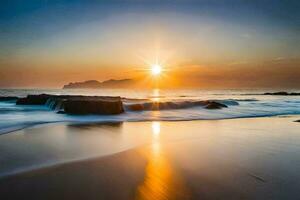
135,122,190,200
152,122,161,138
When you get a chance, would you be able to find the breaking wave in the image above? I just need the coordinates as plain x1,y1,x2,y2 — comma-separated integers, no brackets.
0,94,300,135
124,100,237,111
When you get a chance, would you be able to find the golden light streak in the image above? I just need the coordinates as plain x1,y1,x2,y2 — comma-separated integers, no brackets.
151,89,161,102
152,122,161,137
135,122,191,200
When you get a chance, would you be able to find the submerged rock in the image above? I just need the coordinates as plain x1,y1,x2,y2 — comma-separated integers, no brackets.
204,101,228,109
64,98,124,115
126,104,144,111
125,100,228,111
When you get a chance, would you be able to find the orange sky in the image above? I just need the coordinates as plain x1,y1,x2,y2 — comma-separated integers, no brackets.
1,58,299,89
0,1,299,89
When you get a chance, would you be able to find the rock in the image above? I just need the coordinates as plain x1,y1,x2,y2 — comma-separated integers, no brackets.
0,96,19,101
295,120,300,122
205,101,228,109
15,94,125,115
64,98,124,115
264,91,288,95
13,93,229,114
16,94,51,105
125,100,228,111
264,92,300,96
126,104,144,111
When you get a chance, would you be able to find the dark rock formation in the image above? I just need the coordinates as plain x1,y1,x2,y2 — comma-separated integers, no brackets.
15,94,124,115
295,120,300,122
16,94,51,105
64,98,124,115
0,96,19,101
125,100,228,111
204,101,228,109
14,94,229,114
63,79,133,89
264,92,300,96
126,104,144,111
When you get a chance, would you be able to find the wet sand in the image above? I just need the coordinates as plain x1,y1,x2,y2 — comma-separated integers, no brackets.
1,116,300,199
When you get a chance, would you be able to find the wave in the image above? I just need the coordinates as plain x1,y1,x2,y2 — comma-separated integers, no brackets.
229,98,258,102
1,96,300,135
0,121,65,135
1,111,299,136
124,99,238,111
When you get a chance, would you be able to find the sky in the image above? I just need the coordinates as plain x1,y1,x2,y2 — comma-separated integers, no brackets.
0,0,299,89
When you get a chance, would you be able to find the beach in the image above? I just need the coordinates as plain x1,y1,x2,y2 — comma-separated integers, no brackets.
1,0,300,199
1,116,300,200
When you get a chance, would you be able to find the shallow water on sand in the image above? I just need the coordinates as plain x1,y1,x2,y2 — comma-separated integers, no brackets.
0,116,300,178
1,116,300,199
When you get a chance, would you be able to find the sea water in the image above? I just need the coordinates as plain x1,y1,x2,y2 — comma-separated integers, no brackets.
0,88,300,134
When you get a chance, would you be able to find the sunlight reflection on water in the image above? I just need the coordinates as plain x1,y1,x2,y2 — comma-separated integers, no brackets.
135,122,190,200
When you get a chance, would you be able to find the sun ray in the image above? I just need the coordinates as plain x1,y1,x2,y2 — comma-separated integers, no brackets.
151,64,162,76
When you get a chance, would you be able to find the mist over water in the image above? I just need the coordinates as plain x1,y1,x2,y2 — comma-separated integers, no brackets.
0,89,300,134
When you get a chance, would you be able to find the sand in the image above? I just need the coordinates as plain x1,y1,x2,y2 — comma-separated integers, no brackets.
1,116,300,200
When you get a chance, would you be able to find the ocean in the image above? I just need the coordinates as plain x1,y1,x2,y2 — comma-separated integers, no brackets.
1,88,300,135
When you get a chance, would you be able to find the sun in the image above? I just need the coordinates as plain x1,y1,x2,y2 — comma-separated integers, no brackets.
151,64,162,75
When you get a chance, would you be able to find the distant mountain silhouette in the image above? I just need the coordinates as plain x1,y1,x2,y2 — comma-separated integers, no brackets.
63,79,134,89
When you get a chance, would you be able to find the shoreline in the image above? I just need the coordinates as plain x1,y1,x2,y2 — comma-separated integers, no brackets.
0,115,299,175
1,116,300,199
0,114,299,136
